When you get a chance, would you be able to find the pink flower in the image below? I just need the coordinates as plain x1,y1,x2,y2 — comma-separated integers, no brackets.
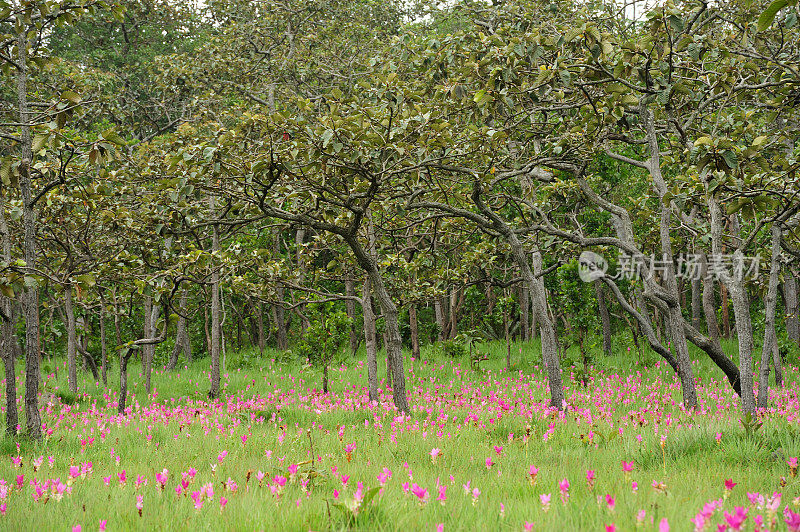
220,496,228,509
485,457,494,469
493,445,503,455
217,451,228,463
430,448,441,462
136,495,143,510
723,507,748,531
540,493,551,511
472,487,480,500
341,474,350,486
99,520,107,531
724,479,737,491
605,494,615,512
621,461,633,473
288,464,298,476
524,523,534,531
436,485,447,503
605,525,616,532
586,470,596,489
118,471,127,485
72,526,81,532
345,443,356,454
377,467,392,486
659,517,669,532
69,466,80,479
785,508,800,531
411,484,429,503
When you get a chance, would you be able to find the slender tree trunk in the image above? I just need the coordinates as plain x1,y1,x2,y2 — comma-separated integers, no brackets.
143,295,156,394
255,301,265,355
721,283,731,338
362,279,378,402
709,198,755,413
531,250,565,409
65,284,78,394
209,220,221,398
448,288,459,339
434,296,446,342
520,285,530,341
595,280,613,357
503,294,511,370
409,305,420,361
691,276,702,331
112,288,123,347
643,104,697,409
295,229,310,333
345,275,359,354
99,304,107,386
0,196,18,436
346,235,409,413
700,253,722,349
784,272,800,346
17,29,42,439
758,225,782,408
167,288,189,371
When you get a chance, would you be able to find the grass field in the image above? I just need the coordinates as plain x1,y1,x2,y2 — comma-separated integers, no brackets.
1,339,800,531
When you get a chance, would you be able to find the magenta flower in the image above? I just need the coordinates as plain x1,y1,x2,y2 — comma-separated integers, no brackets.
436,485,447,504
621,461,633,473
411,483,429,503
485,457,494,469
605,494,615,512
724,479,737,491
723,507,748,531
288,464,298,476
541,492,552,511
586,470,596,489
785,508,800,531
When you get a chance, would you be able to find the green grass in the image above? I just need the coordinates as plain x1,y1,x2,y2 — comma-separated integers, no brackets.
0,339,799,530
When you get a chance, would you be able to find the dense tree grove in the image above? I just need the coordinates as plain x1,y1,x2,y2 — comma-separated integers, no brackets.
1,0,799,437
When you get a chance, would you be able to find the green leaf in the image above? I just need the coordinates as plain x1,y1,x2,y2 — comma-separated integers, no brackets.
62,90,82,104
101,128,127,146
758,0,791,31
321,129,334,148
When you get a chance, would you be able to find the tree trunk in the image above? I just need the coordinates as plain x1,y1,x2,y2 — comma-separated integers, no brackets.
345,275,359,354
434,296,446,342
503,293,511,370
531,250,565,409
209,220,221,398
643,105,697,410
691,276,702,331
167,288,189,371
346,235,409,413
143,295,158,394
520,285,530,341
700,253,722,349
362,278,379,402
65,284,78,394
784,271,800,346
721,283,731,338
256,301,265,355
0,195,18,436
295,229,311,333
17,28,42,439
758,225,782,408
99,304,108,386
448,287,459,339
709,198,756,413
594,280,613,357
409,304,420,361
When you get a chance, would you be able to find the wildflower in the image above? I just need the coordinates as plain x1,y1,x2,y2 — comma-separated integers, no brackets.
724,479,737,491
288,464,298,477
723,507,748,531
136,495,144,517
529,465,539,487
345,442,356,462
485,457,494,470
786,508,800,532
559,478,570,504
430,448,441,464
471,487,480,505
586,470,596,490
605,494,615,512
217,450,228,463
411,484,429,504
155,469,168,491
220,496,228,510
540,493,551,512
659,518,669,532
437,485,447,504
493,445,503,455
789,457,798,477
99,520,107,531
622,461,633,473
636,510,646,526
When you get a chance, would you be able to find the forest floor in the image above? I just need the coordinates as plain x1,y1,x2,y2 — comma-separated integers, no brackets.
1,340,799,531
